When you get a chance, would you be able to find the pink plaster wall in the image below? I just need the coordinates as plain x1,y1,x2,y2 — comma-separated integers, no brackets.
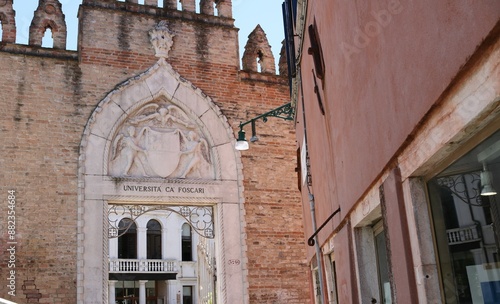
298,0,500,250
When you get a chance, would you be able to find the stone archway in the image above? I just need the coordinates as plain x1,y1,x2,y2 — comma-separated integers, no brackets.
77,57,247,303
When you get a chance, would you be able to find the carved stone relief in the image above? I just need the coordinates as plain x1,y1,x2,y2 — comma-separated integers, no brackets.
109,102,212,179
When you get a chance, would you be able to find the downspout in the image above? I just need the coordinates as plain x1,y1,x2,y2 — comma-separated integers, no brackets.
299,67,325,303
293,0,325,302
309,192,326,303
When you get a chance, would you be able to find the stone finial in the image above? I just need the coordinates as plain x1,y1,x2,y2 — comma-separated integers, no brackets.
242,25,276,74
149,21,175,58
29,0,67,49
0,0,16,43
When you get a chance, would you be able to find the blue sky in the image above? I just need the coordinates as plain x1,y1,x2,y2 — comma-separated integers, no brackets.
11,0,284,70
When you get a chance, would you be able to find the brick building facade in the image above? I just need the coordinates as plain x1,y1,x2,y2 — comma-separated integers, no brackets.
0,0,309,303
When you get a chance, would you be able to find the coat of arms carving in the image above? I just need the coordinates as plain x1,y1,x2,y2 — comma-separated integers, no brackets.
109,103,212,179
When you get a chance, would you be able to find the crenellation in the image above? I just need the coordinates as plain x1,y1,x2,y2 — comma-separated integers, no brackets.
28,0,67,49
180,0,195,12
215,0,231,18
163,0,177,10
2,0,233,54
144,0,157,6
278,40,288,77
200,0,214,15
242,25,276,74
0,0,16,43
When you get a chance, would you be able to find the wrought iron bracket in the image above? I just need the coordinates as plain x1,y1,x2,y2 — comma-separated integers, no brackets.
308,207,341,246
437,172,487,207
237,102,295,144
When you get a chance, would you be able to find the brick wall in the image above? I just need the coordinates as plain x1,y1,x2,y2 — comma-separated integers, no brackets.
0,1,309,303
0,53,82,303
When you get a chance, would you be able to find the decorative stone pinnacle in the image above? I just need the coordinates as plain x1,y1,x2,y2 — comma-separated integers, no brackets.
149,21,175,58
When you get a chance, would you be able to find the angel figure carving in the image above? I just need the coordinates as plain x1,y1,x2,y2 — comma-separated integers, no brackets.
110,126,149,176
178,131,211,178
129,104,195,129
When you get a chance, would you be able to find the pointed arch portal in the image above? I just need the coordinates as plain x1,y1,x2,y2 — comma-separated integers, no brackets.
77,58,247,303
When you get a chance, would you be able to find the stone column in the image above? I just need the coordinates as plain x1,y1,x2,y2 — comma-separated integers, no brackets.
137,227,147,259
139,280,148,304
109,236,118,259
108,280,117,304
162,228,168,259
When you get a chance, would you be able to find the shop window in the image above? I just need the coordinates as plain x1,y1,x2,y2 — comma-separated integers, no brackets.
118,218,137,259
428,130,500,303
182,223,193,261
147,219,162,259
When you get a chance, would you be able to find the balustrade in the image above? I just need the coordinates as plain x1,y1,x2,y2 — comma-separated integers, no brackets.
109,259,178,273
446,225,480,245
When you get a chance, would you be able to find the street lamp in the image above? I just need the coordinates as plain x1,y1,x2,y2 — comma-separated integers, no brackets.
235,102,295,151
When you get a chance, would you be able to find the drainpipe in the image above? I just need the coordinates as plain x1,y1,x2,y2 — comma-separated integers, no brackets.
299,65,325,303
309,192,325,303
292,0,325,301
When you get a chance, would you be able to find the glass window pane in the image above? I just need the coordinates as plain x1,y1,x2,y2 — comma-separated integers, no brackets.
375,231,392,304
428,130,500,303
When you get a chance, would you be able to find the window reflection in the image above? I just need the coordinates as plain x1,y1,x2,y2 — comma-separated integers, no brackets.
428,130,500,303
374,221,392,304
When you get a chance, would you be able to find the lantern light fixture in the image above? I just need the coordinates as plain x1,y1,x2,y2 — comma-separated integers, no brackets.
235,102,295,151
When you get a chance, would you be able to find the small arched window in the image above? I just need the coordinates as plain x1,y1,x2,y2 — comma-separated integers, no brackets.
0,20,3,42
181,223,192,261
147,219,162,259
41,28,53,48
118,218,137,259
